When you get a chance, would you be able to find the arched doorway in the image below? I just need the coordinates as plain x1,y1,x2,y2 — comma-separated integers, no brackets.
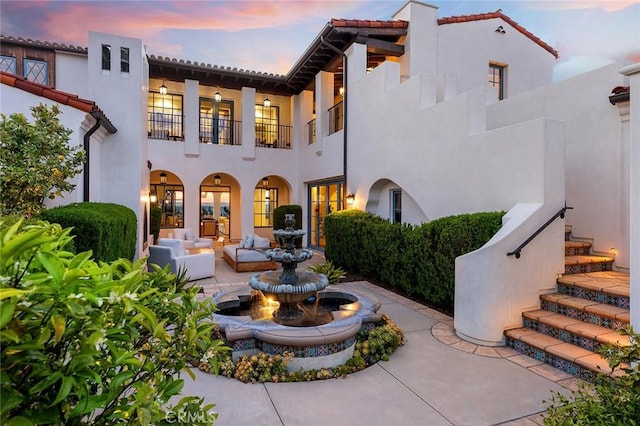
151,170,184,228
200,173,232,240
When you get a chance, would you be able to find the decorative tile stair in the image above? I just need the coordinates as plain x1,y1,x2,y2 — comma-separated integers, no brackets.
504,228,629,380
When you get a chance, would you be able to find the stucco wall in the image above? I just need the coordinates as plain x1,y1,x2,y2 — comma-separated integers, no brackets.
487,63,630,269
437,18,555,99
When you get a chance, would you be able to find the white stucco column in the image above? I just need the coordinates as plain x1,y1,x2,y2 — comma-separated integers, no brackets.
241,87,256,160
315,71,334,155
392,1,439,80
293,90,314,147
184,79,200,155
620,63,640,331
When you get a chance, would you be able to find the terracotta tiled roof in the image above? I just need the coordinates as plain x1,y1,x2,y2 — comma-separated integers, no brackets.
0,34,87,53
1,71,115,130
438,11,558,58
609,85,630,105
331,19,409,29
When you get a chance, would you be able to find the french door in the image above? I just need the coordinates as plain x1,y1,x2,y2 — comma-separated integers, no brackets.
308,181,344,250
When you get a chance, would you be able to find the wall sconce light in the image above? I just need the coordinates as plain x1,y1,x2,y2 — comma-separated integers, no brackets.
263,98,271,108
262,176,269,187
159,82,168,95
339,86,344,96
346,193,355,206
159,171,167,184
150,194,157,203
495,25,506,34
214,174,221,186
214,91,222,102
610,247,616,254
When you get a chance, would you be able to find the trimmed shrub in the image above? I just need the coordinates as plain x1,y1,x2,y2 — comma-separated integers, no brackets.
39,202,136,262
273,205,302,230
150,205,162,243
323,210,504,312
273,205,303,247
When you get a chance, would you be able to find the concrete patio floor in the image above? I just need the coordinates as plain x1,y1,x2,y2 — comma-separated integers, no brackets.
182,248,576,426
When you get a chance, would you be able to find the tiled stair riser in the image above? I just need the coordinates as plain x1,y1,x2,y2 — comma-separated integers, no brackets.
540,300,628,331
505,336,595,381
556,283,630,309
564,262,613,274
522,317,599,351
565,246,591,256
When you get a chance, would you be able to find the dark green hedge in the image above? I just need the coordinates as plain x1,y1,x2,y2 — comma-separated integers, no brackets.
150,206,162,244
273,205,302,230
273,205,302,247
323,210,504,312
40,202,137,262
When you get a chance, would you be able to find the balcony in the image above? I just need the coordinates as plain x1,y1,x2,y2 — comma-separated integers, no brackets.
148,112,184,141
200,118,242,145
307,118,316,145
255,123,292,149
328,101,343,135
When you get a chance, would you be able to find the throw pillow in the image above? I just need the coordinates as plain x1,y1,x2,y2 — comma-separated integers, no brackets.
253,236,270,248
173,228,187,241
185,230,196,241
246,234,255,248
239,234,250,249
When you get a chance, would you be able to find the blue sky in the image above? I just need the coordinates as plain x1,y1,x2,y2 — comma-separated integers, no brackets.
1,1,638,81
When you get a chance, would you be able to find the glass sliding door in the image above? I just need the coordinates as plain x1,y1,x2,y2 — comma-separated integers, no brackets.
308,181,344,250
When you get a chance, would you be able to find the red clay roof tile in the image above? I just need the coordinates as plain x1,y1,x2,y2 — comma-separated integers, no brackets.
330,19,409,29
438,11,558,58
0,71,113,121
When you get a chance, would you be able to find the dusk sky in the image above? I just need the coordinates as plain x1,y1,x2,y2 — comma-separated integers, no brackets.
1,1,638,81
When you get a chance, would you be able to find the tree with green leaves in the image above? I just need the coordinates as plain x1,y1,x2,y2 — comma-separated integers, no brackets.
0,103,85,217
1,219,223,425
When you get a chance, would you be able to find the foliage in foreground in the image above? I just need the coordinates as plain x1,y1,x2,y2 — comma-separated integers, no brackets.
0,219,224,425
306,261,346,284
544,326,640,425
199,314,404,383
0,104,85,218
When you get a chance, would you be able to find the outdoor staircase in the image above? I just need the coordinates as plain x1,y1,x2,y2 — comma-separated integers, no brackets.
504,226,630,380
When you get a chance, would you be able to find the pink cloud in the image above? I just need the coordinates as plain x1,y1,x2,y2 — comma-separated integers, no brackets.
526,0,638,12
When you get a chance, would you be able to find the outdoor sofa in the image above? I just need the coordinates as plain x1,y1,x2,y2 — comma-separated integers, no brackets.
222,234,277,272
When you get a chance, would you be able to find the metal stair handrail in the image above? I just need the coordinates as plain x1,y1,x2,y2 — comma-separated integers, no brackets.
507,203,573,259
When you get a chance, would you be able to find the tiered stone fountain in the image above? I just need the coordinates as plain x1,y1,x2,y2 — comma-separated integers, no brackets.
248,214,329,324
213,214,381,371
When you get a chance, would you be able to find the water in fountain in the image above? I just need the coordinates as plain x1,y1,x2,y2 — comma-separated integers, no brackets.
248,213,329,325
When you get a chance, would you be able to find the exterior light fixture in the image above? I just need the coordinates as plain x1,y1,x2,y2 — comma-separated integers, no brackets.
214,174,221,186
339,86,344,96
610,247,616,254
346,193,355,206
214,91,222,102
150,194,157,203
262,176,269,187
159,82,168,95
159,171,167,184
263,98,271,108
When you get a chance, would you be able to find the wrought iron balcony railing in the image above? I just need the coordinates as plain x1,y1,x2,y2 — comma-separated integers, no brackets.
255,124,292,149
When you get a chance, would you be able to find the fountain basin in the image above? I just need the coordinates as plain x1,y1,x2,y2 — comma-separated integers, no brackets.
213,287,381,372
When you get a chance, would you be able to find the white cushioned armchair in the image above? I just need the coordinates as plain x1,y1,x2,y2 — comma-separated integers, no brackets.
148,238,215,281
158,228,213,250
